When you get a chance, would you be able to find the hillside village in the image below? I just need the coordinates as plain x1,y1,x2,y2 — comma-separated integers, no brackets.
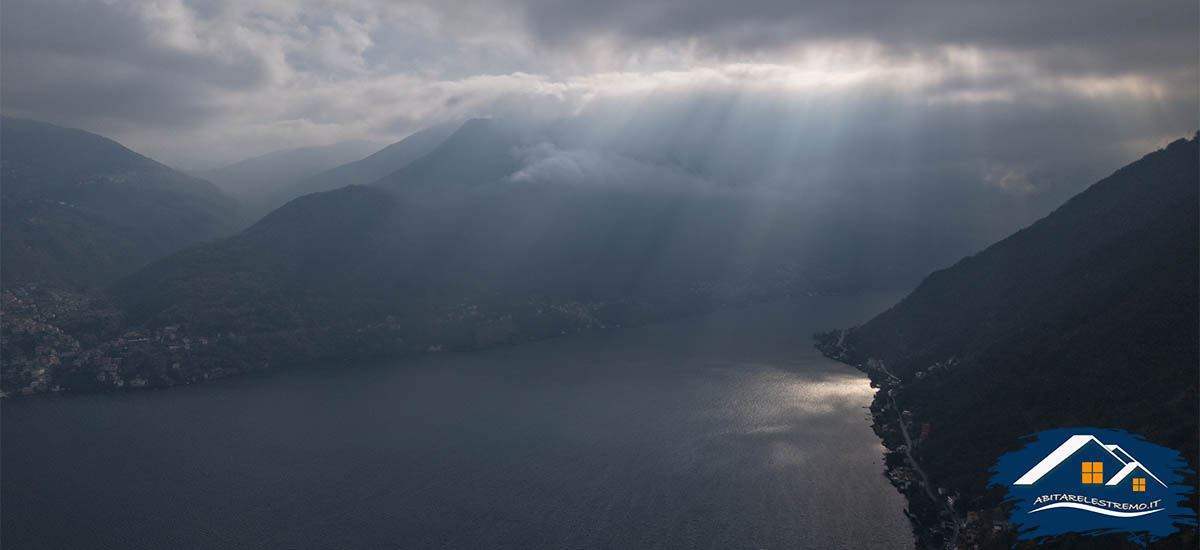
2,275,822,397
1,284,227,395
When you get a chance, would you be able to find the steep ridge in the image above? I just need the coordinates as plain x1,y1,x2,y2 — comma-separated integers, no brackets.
1,117,238,289
818,134,1199,548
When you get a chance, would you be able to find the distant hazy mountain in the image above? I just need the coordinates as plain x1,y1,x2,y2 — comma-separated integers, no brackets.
0,117,238,289
819,135,1198,533
195,140,379,219
198,140,379,198
253,122,459,216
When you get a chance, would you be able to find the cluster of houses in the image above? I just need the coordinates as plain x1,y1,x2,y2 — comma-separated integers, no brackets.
886,462,920,493
1,284,223,396
2,321,77,395
535,299,608,331
954,509,1011,549
914,356,960,381
1,286,90,395
84,327,218,389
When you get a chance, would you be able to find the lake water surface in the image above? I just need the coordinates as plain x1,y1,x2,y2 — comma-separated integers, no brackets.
2,294,912,549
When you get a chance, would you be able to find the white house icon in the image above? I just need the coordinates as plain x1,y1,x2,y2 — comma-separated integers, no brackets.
1013,435,1168,488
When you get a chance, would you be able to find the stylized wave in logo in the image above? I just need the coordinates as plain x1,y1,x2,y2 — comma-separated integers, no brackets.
1029,502,1164,518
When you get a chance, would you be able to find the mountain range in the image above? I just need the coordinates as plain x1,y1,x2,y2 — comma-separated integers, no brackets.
2,113,1196,545
108,118,976,373
4,118,1195,471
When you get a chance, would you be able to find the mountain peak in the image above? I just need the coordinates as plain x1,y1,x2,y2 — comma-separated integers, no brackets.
372,118,527,189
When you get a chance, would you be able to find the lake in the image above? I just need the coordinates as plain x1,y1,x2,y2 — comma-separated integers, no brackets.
2,294,913,549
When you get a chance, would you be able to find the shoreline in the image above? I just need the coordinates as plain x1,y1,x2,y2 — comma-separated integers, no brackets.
815,329,961,550
3,291,882,399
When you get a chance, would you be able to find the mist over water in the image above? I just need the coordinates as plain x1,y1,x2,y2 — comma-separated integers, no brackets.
2,295,912,550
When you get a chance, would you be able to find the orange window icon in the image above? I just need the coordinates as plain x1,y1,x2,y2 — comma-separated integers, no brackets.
1081,462,1103,484
1132,478,1146,492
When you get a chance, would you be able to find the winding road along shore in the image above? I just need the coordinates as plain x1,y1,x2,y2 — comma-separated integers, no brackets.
877,360,960,549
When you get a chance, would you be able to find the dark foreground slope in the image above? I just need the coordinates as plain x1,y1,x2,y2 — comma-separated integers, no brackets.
818,135,1199,548
1,117,238,289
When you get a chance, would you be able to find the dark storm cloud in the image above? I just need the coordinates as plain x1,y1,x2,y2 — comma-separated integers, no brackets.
1,0,269,130
0,0,1194,168
517,0,1198,74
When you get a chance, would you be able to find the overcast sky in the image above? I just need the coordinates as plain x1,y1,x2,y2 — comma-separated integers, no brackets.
2,0,1197,175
